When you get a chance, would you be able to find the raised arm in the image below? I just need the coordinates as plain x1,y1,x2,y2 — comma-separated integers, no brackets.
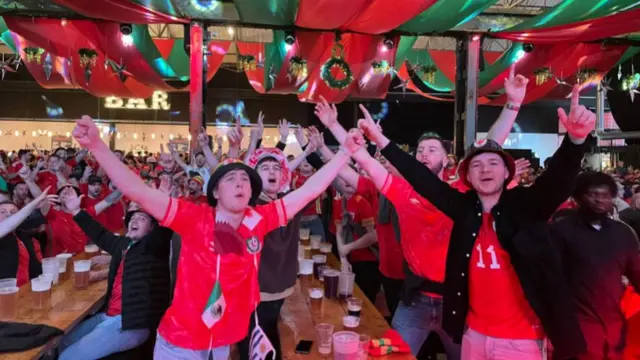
359,105,465,219
62,191,122,255
72,116,170,221
196,128,219,169
168,143,189,172
281,136,360,220
486,65,528,145
227,121,243,159
92,190,123,215
524,86,594,219
0,188,53,238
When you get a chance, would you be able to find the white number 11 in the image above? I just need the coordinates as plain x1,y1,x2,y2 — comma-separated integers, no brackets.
475,244,501,269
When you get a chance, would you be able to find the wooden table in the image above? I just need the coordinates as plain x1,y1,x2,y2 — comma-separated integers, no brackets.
3,255,108,360
279,254,414,360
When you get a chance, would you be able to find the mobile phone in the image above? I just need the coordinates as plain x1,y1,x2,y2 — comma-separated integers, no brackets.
295,340,313,354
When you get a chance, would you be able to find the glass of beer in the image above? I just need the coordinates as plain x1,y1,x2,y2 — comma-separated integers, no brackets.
299,228,311,247
0,285,18,320
342,315,360,330
56,253,73,282
310,235,322,254
347,297,363,318
31,277,51,310
74,260,91,289
323,270,340,299
84,244,99,259
41,257,60,285
299,259,314,285
338,272,355,300
319,242,332,254
315,323,334,355
332,331,359,360
312,255,327,280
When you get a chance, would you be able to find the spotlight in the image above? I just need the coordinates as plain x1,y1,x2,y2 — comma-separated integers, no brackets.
383,36,394,50
119,23,133,36
227,26,234,35
523,43,534,53
284,31,296,46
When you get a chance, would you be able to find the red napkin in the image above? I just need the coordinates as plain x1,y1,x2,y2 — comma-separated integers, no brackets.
368,329,411,356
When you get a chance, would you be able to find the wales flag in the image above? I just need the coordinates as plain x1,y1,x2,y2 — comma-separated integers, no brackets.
202,280,226,328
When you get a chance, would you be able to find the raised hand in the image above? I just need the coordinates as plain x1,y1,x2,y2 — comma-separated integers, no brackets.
277,118,290,141
227,128,242,147
343,129,366,154
32,187,53,206
197,127,209,148
504,64,528,105
257,111,265,138
18,166,31,180
72,116,102,150
558,85,595,143
216,134,223,148
314,96,338,128
514,158,531,179
356,104,384,145
307,126,324,149
294,126,306,147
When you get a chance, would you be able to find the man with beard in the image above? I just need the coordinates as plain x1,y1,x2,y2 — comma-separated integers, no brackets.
237,147,298,360
71,116,356,359
186,175,208,205
551,171,640,360
358,85,593,359
57,190,173,360
11,181,32,209
170,142,214,191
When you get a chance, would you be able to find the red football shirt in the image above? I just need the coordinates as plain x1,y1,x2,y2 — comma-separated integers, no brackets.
7,162,24,184
292,173,322,217
357,177,403,279
158,197,287,349
36,171,58,194
83,195,110,229
332,195,377,263
105,200,126,234
16,237,43,287
186,194,208,205
381,174,452,286
106,252,126,316
467,213,543,339
46,209,88,256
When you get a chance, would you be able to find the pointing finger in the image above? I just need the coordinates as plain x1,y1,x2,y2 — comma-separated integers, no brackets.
570,85,580,110
509,63,515,80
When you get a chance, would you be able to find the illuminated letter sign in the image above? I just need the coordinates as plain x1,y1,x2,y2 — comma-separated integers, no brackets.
104,91,171,110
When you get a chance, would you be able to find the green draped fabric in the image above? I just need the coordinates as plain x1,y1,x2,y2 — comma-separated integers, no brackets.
508,0,640,31
263,30,287,91
478,42,522,86
615,46,640,66
233,0,298,25
132,24,183,79
394,36,454,92
399,0,498,33
0,16,15,51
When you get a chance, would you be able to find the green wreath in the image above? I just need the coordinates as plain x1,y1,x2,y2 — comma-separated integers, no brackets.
321,57,353,90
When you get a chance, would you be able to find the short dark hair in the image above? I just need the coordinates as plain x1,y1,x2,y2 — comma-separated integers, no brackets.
54,147,66,155
572,171,617,201
416,132,449,153
194,152,205,158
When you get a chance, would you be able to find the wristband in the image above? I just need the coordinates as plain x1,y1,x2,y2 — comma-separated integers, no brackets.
505,103,521,111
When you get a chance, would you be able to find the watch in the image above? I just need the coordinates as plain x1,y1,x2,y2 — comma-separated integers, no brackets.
506,103,521,111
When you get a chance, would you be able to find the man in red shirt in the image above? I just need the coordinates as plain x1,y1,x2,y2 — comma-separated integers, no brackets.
71,116,357,359
360,85,594,359
185,175,208,205
36,155,64,195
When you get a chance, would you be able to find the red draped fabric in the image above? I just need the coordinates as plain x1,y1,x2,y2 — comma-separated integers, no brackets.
152,39,175,60
206,41,231,82
53,0,187,24
486,43,625,106
5,17,153,98
269,32,335,95
295,0,437,34
298,34,380,103
496,8,640,44
236,42,268,94
352,36,399,99
12,35,79,89
395,63,453,102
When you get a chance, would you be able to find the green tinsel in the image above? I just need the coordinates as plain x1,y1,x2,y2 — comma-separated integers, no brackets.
321,44,353,90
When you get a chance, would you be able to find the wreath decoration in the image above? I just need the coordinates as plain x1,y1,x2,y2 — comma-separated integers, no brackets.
321,44,353,89
78,48,98,67
23,47,45,64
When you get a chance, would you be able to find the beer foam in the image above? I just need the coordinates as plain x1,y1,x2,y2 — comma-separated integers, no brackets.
347,303,362,311
342,316,360,328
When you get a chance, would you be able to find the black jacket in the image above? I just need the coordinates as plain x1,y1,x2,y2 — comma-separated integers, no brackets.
381,136,589,359
73,211,173,331
0,232,42,282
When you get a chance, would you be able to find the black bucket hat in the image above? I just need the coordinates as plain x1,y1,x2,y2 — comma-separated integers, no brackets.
206,158,262,207
457,138,516,188
124,210,158,229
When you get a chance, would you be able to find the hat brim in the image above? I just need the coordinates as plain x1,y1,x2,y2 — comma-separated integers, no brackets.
56,184,82,197
124,210,158,229
206,162,262,207
458,149,516,189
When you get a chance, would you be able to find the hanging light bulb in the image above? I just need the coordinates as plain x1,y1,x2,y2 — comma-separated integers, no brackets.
14,130,19,136
133,133,138,139
188,134,192,141
48,131,53,137
31,131,36,137
100,133,104,138
169,134,174,140
151,133,156,139
117,133,121,139
65,132,70,137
